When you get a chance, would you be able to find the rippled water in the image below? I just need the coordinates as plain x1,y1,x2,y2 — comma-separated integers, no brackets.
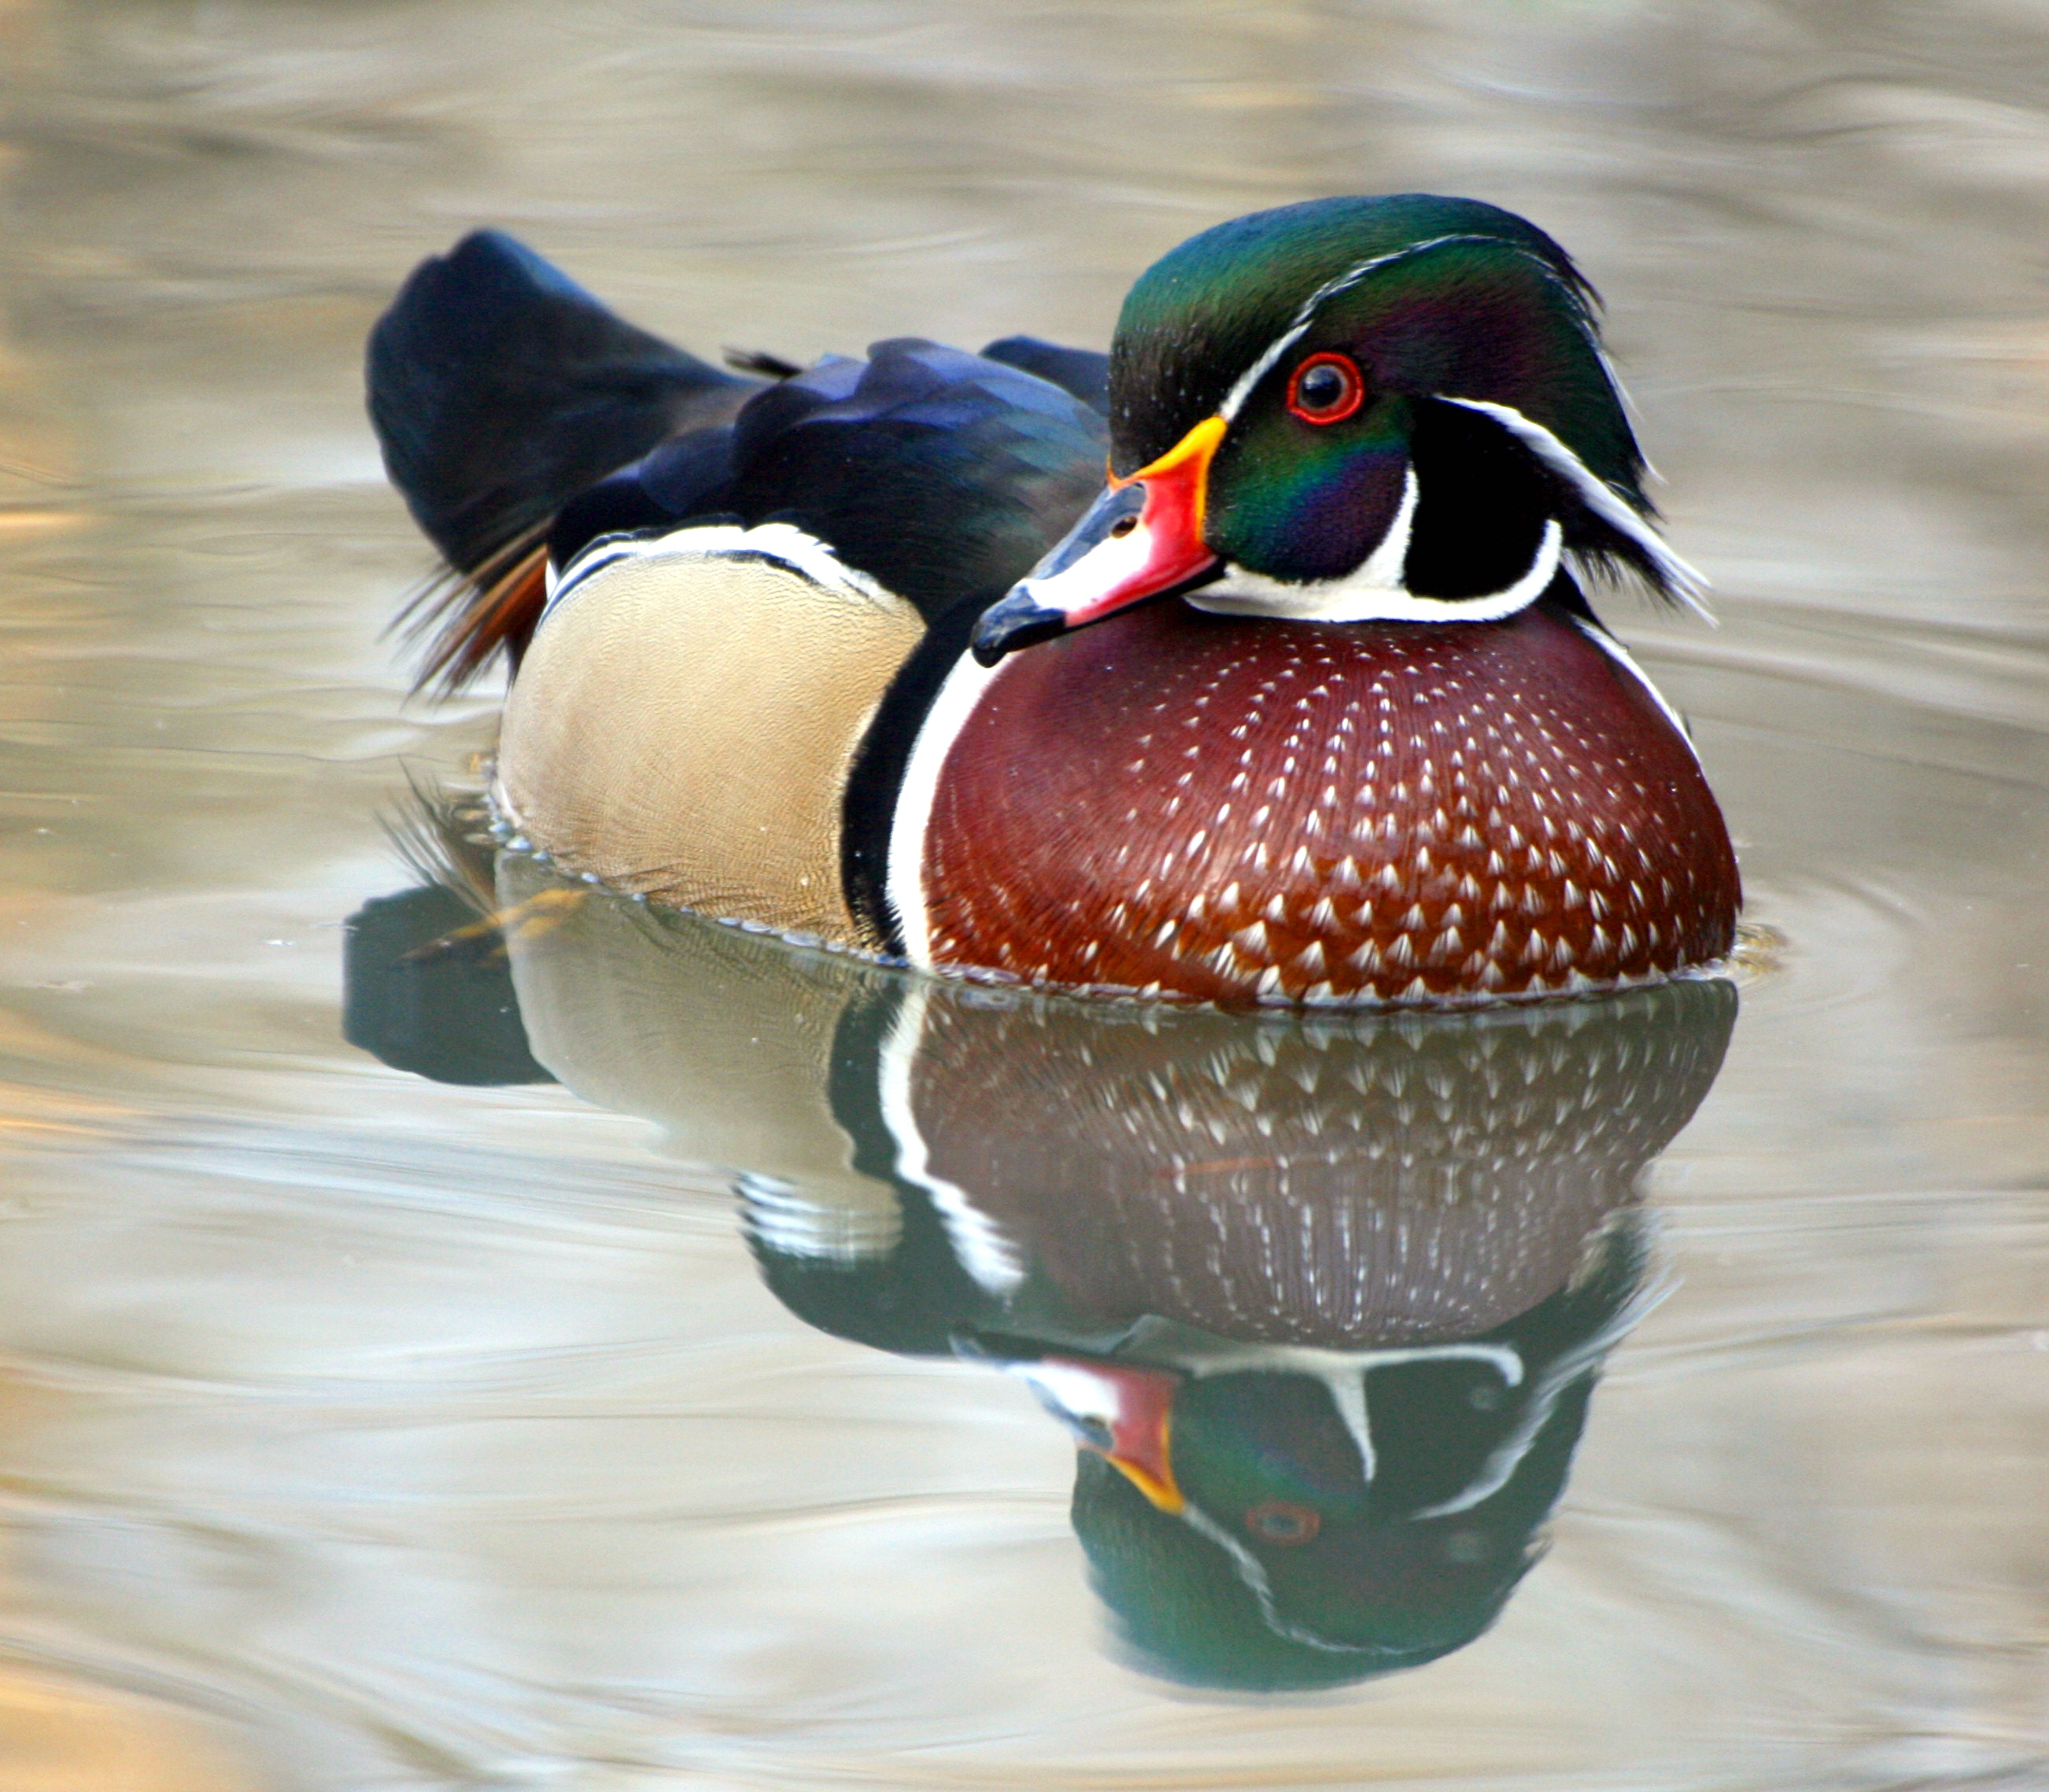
0,2,2045,1787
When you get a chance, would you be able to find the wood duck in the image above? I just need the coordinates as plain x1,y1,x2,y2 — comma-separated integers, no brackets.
368,194,1740,1007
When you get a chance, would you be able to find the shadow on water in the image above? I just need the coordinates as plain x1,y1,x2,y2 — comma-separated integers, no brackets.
345,796,1735,1694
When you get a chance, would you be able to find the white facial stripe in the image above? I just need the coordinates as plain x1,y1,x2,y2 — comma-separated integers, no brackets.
1591,337,1657,478
885,647,1002,968
1013,512,1160,619
545,519,897,621
1323,1369,1375,1484
1217,234,1489,422
1440,398,1711,618
1412,1275,1661,1521
1568,614,1702,766
1219,319,1314,427
1161,1340,1535,1660
1173,1503,1386,1659
1189,514,1562,625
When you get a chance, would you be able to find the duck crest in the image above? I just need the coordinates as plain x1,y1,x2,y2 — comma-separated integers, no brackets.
1121,203,1607,432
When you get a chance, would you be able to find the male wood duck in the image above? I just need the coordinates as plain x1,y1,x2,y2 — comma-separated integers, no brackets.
368,194,1740,1006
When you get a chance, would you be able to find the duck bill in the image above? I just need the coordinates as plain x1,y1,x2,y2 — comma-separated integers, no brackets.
1006,1355,1187,1513
971,416,1226,666
1095,1371,1186,1514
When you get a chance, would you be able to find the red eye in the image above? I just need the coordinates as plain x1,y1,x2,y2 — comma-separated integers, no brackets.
1245,1501,1321,1545
1286,352,1365,425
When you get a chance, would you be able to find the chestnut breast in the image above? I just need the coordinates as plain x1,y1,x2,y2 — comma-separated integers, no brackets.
920,602,1738,1003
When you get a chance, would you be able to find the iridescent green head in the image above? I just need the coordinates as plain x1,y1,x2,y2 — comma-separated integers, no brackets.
974,194,1700,664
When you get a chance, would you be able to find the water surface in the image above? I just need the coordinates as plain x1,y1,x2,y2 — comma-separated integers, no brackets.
0,2,2044,1787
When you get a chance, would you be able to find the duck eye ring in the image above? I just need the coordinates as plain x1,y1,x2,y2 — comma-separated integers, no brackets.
1244,1500,1322,1544
1286,352,1365,425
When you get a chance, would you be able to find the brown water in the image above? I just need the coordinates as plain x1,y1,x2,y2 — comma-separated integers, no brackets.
0,2,2046,1786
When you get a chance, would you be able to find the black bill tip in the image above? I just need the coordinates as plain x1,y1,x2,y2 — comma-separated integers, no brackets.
970,586,1069,666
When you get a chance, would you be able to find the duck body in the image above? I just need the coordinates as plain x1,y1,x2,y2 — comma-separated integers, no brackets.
370,197,1740,1007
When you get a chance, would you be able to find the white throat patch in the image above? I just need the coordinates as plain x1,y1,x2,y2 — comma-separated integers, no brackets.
1187,462,1565,625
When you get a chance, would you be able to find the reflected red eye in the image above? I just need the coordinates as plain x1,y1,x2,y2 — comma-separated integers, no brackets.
1287,352,1365,425
1245,1501,1321,1545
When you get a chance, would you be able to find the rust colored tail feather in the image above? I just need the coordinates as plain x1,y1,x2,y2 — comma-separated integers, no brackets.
393,533,551,697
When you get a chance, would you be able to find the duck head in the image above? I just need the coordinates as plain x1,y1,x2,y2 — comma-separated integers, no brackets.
973,194,1700,663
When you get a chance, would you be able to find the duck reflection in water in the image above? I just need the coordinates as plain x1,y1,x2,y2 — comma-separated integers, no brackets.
345,809,1735,1692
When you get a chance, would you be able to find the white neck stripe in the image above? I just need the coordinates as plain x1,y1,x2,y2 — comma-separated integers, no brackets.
886,648,1002,968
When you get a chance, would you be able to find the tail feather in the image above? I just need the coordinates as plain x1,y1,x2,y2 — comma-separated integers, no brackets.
367,228,760,576
393,533,552,697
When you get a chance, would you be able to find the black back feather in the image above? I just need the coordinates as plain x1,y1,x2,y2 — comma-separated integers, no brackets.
980,335,1111,415
550,338,1108,625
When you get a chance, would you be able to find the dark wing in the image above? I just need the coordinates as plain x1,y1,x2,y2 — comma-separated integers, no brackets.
980,335,1111,415
552,337,1109,625
368,227,1107,688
